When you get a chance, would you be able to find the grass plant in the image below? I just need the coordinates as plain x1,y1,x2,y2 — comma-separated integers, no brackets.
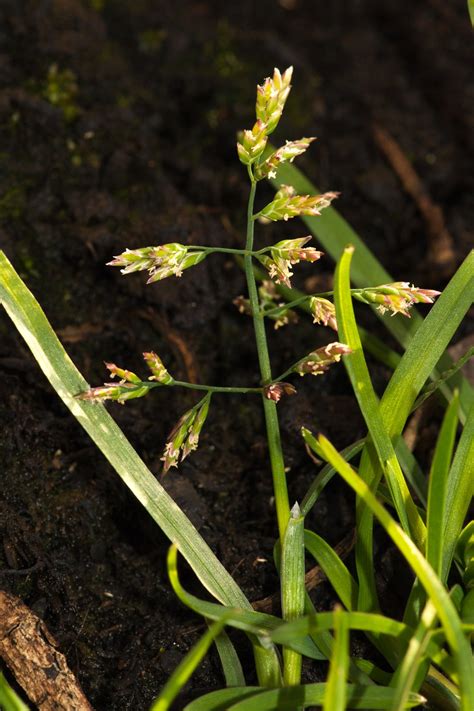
0,66,472,710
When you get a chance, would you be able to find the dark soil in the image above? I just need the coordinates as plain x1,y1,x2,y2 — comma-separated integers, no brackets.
0,1,472,709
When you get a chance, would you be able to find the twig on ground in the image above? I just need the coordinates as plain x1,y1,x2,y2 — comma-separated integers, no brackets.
373,123,456,277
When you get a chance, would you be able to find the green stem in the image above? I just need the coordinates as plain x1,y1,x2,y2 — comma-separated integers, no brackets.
122,381,263,395
244,169,290,542
190,246,270,256
171,380,261,394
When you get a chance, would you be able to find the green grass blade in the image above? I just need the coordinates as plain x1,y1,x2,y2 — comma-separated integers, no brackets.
227,684,425,710
184,688,262,711
334,245,425,544
214,629,245,687
0,675,29,711
441,402,474,583
300,437,365,516
149,619,227,711
323,608,349,711
315,433,474,711
302,592,375,686
281,503,306,685
389,600,438,711
303,528,358,610
0,251,280,687
269,160,474,419
269,611,411,646
185,685,424,711
167,545,322,662
426,394,460,576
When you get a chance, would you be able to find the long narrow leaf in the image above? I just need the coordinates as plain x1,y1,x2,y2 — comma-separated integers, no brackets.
281,503,305,685
389,600,438,711
0,252,281,687
323,607,349,711
315,433,474,711
214,629,245,687
185,684,424,711
303,528,358,610
167,545,321,662
334,245,425,544
426,394,460,576
228,684,424,710
269,611,411,646
441,402,474,583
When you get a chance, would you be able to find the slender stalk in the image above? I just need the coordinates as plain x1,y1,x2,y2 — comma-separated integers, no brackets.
114,381,263,395
190,246,270,256
171,380,261,394
243,169,290,542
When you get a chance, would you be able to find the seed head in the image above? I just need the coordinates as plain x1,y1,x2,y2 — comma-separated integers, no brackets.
237,119,268,165
309,297,338,331
354,282,441,317
107,243,207,283
256,189,339,222
257,237,323,288
263,382,297,402
143,352,173,384
256,66,293,135
161,395,211,473
295,342,352,377
254,137,316,181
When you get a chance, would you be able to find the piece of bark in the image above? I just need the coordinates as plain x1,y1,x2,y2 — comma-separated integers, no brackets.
0,590,93,711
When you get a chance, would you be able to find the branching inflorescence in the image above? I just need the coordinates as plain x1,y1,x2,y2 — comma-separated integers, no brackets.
79,66,439,495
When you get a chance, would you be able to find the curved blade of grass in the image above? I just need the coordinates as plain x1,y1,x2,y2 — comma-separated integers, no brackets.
269,611,410,646
441,401,474,583
426,393,460,576
185,685,424,711
269,159,473,419
334,245,425,544
167,545,323,661
300,437,365,516
0,675,29,711
149,619,228,711
281,503,305,686
315,432,474,711
303,528,358,610
323,607,349,711
214,629,245,687
184,688,262,711
389,600,438,711
228,684,424,710
0,252,280,687
302,431,427,514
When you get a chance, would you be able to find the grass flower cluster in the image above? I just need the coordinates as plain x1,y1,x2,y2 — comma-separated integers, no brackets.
0,66,472,711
